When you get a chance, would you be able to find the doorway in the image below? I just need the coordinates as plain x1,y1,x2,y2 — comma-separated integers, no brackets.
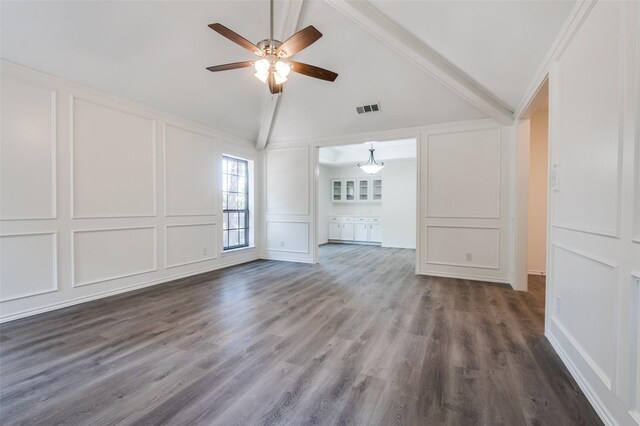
315,139,417,263
515,79,549,296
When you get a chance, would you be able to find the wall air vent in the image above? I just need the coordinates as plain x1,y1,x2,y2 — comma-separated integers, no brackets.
356,103,381,115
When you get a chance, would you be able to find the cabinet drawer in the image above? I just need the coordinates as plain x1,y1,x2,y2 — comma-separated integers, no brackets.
369,217,381,223
329,216,341,222
342,216,355,222
355,217,368,222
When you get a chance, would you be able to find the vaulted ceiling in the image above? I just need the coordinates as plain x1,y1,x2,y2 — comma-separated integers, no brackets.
1,0,575,145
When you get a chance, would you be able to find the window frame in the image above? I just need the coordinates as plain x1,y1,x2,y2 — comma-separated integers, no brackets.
222,155,250,251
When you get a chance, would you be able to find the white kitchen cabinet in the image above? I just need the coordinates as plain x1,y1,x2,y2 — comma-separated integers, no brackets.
328,216,381,243
369,223,382,242
341,222,355,240
328,222,342,240
345,179,356,201
355,223,369,241
331,180,342,201
372,178,383,201
331,178,381,203
357,179,369,201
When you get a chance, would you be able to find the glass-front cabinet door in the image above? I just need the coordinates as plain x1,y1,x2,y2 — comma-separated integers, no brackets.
332,179,342,201
345,179,356,201
372,179,382,201
358,179,369,201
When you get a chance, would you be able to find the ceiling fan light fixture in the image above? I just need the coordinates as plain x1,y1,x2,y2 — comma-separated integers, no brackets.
254,71,269,83
358,143,384,175
275,60,291,77
274,72,288,85
255,58,270,74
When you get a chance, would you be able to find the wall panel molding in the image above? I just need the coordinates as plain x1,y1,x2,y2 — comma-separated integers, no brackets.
630,273,640,423
163,123,217,217
165,223,217,268
70,95,157,219
551,243,618,392
0,232,58,301
425,225,500,269
0,77,57,220
265,146,310,216
266,221,310,253
72,226,157,287
426,128,502,219
552,2,624,239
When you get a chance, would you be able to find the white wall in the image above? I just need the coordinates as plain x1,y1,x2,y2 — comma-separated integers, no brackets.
0,61,260,322
380,159,416,249
545,2,640,425
317,165,330,245
420,124,514,284
527,106,548,275
261,145,314,263
264,118,514,285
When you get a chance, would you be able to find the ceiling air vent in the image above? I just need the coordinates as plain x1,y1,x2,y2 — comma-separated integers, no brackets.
356,103,381,115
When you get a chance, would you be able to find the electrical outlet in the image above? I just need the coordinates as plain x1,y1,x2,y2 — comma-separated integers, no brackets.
556,296,562,314
280,241,285,247
202,248,208,256
466,253,472,261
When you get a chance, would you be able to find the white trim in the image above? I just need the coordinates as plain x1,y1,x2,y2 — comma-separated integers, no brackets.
0,77,57,221
0,60,254,148
164,223,218,269
551,315,613,391
0,254,259,323
417,269,512,286
552,242,619,269
425,225,500,270
70,95,158,220
0,232,58,302
163,122,218,217
71,226,158,287
547,331,616,426
425,127,502,220
515,0,597,118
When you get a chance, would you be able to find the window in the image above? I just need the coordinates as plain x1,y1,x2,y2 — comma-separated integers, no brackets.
222,156,249,250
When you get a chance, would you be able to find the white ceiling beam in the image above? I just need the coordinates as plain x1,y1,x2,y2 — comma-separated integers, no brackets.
257,0,305,150
324,0,514,125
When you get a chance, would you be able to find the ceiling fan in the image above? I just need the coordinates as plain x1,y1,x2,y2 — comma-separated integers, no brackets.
206,0,338,94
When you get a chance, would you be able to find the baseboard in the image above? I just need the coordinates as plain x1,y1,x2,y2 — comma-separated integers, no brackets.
0,254,258,323
327,240,381,246
418,269,512,287
546,331,616,426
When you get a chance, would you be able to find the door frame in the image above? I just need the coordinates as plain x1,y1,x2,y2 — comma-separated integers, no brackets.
513,76,550,292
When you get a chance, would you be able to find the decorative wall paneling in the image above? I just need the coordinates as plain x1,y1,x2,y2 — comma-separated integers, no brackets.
0,61,258,322
262,145,314,263
264,118,514,284
544,2,640,424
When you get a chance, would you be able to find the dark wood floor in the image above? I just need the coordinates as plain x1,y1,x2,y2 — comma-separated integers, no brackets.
0,244,601,425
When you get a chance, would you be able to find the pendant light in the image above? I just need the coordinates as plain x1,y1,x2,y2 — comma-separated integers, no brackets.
358,143,384,174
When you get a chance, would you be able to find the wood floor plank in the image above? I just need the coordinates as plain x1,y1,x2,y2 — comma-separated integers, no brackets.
0,244,602,425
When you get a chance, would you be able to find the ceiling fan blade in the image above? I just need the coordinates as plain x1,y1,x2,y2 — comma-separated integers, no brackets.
275,26,322,57
206,61,254,72
289,61,338,82
267,73,283,95
208,23,261,55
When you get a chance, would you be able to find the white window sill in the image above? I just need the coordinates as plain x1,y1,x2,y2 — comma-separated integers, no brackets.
221,246,256,256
